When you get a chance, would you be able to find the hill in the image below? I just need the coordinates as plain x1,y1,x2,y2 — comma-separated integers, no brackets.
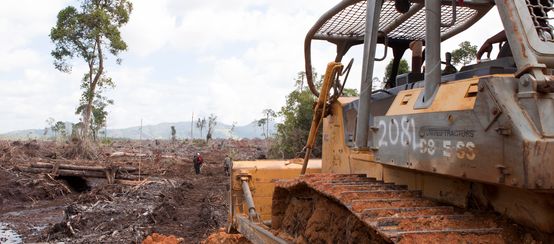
0,120,276,140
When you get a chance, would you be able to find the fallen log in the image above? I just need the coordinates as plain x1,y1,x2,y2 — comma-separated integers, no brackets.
110,151,188,161
18,167,145,181
110,152,148,157
30,162,138,172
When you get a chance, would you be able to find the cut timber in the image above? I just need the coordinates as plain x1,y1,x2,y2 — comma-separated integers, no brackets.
31,162,138,172
18,167,144,181
110,152,148,157
110,151,190,162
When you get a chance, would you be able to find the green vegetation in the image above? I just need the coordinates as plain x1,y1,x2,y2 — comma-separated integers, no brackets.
50,0,132,146
53,121,67,140
384,58,410,82
270,71,358,159
451,41,478,66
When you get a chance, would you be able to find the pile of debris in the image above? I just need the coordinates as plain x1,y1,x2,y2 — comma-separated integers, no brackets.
16,162,144,184
0,138,266,243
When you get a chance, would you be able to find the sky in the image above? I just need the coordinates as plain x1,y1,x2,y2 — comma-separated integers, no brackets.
0,0,504,133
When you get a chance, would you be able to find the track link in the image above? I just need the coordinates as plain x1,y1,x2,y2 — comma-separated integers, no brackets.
272,174,509,243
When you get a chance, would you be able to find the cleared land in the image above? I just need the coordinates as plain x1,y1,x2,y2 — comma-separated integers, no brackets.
0,139,262,243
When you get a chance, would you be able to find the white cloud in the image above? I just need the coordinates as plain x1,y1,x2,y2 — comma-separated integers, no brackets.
121,0,177,57
0,67,82,132
0,49,41,72
0,0,68,52
0,0,504,133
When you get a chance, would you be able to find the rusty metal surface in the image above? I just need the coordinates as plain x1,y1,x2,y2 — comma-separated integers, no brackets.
524,0,554,43
496,0,554,75
273,174,508,243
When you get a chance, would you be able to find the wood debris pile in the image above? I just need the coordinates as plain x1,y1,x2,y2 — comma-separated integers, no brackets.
17,162,146,183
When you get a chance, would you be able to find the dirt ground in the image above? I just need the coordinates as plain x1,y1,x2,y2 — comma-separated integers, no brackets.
0,139,261,243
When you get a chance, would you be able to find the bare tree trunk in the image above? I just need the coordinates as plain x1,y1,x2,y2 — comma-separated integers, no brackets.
266,113,269,140
70,38,103,159
82,37,103,142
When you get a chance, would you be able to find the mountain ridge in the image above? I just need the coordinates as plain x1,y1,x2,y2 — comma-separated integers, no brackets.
0,120,277,140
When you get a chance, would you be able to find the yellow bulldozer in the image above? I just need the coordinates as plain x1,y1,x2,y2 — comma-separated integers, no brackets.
228,0,554,243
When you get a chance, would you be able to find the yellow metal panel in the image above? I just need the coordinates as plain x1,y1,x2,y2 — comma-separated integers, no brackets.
234,159,322,170
386,75,513,116
322,101,353,174
466,82,479,97
250,182,277,197
252,196,273,217
387,79,477,115
347,149,382,179
231,160,321,222
322,100,382,176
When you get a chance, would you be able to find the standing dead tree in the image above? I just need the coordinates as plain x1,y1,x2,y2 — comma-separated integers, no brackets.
171,126,177,142
196,117,206,139
257,109,276,139
206,114,218,142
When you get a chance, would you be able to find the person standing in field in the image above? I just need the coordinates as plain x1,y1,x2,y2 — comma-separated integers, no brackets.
193,152,203,175
224,155,232,176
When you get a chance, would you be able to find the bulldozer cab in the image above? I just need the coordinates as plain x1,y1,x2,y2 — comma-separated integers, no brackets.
229,1,554,243
306,0,554,144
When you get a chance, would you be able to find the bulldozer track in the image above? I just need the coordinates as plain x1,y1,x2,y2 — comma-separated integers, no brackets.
273,174,513,243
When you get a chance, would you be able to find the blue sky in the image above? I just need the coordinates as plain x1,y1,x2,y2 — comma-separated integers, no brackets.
0,0,503,133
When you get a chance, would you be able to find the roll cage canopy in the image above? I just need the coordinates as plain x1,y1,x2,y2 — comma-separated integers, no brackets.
312,0,493,44
313,0,494,43
304,0,494,95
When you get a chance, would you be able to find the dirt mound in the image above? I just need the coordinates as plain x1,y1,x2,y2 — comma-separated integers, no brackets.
142,233,184,244
150,168,229,242
202,228,250,244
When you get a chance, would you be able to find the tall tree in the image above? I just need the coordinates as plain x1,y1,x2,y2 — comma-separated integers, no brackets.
196,117,206,139
257,109,276,139
53,121,67,141
270,69,356,158
271,72,323,158
50,0,132,145
206,114,218,142
451,41,477,66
